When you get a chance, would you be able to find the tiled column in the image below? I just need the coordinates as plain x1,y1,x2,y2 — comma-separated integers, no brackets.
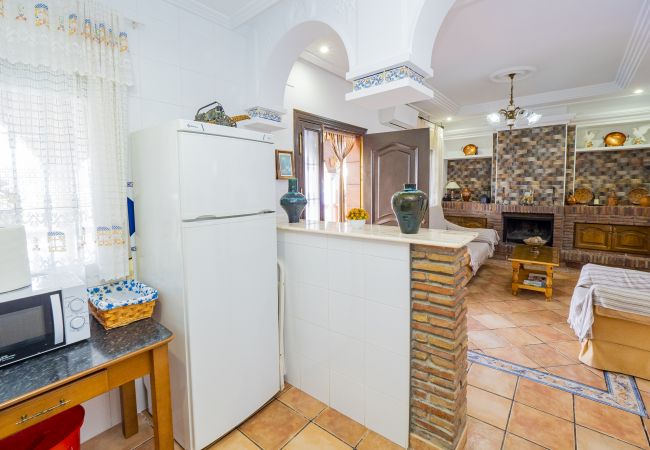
409,244,471,450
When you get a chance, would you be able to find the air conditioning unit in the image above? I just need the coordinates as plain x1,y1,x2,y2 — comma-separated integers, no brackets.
379,105,420,130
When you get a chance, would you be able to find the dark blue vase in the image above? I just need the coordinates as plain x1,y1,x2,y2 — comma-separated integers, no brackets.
280,178,308,223
391,183,428,234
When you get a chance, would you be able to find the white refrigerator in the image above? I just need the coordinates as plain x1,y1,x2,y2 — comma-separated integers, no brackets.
130,120,280,450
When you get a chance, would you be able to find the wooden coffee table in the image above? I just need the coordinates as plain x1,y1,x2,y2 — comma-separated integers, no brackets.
508,244,560,301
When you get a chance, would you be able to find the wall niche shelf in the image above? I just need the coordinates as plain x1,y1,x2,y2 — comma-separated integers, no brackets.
444,154,493,161
575,144,650,153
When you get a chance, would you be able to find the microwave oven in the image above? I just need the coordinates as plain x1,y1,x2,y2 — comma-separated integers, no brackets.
0,273,90,368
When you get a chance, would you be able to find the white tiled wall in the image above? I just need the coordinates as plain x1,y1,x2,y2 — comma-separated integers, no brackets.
111,0,250,134
278,230,410,447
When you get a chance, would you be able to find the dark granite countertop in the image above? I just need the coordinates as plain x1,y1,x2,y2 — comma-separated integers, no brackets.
0,318,172,408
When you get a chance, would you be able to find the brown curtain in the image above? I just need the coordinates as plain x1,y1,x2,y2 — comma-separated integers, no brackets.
325,131,356,221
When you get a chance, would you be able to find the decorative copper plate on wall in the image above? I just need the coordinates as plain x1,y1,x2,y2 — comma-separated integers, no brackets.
574,188,594,204
463,144,478,156
628,187,649,205
604,132,626,147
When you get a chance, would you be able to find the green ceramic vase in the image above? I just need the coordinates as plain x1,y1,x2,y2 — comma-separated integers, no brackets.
391,183,428,234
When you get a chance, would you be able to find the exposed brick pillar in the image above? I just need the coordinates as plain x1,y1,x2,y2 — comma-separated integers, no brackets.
409,244,471,450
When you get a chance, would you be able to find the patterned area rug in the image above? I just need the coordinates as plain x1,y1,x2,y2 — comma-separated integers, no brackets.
469,350,648,417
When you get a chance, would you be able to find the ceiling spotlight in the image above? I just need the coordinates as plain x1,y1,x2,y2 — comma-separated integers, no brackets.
446,117,452,122
634,88,644,94
319,45,330,54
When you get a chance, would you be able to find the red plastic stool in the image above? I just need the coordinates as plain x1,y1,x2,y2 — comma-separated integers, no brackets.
0,405,85,450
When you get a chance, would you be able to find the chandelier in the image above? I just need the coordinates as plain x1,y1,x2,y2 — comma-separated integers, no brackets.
487,73,541,129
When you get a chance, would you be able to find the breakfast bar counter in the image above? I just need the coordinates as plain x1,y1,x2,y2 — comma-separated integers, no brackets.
277,220,475,450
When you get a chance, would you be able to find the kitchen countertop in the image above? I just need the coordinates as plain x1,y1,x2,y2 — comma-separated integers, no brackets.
0,318,172,408
277,220,477,249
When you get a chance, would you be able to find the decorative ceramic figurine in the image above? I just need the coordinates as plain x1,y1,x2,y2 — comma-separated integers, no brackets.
280,178,307,223
461,187,472,202
632,125,650,145
566,193,577,205
607,192,618,206
583,131,595,148
391,183,428,234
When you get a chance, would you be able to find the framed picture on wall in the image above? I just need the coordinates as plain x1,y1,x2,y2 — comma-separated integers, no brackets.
275,150,295,179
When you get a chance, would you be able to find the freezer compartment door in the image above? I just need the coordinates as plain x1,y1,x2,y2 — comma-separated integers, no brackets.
178,132,276,221
182,213,280,449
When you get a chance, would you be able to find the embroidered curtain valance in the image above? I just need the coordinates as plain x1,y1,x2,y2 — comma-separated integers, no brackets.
0,0,133,85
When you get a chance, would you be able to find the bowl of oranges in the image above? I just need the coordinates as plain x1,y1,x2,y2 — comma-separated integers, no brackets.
346,208,369,229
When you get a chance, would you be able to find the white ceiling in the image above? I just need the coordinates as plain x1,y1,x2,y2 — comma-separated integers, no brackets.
182,0,280,29
295,0,650,126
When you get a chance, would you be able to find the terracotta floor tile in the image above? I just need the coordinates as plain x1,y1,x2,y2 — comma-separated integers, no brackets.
576,425,642,450
468,363,518,398
546,340,581,362
284,423,351,450
357,431,403,450
468,340,480,350
514,377,574,421
636,377,650,393
503,310,566,326
502,433,547,450
473,313,516,329
522,325,575,343
276,381,293,397
468,317,488,331
468,330,511,349
549,322,577,339
482,347,540,368
545,364,607,390
278,386,327,419
466,417,504,450
493,328,542,346
467,385,512,429
639,391,650,439
486,300,546,314
239,400,308,450
468,303,494,316
574,396,649,448
314,408,367,447
208,430,259,450
133,439,184,450
81,413,153,450
507,402,575,450
520,343,575,367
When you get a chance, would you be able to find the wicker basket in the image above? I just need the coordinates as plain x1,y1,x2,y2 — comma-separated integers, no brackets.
89,300,156,329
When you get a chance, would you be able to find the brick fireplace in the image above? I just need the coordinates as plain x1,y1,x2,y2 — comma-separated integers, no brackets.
502,213,554,245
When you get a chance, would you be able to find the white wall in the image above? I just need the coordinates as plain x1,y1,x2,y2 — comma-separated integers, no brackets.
80,0,250,443
274,59,392,203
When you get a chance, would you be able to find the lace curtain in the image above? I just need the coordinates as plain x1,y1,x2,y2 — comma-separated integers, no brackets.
0,0,133,285
325,131,356,222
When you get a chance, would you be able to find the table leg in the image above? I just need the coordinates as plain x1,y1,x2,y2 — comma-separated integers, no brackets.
150,344,174,450
511,262,520,295
545,266,553,301
120,380,139,438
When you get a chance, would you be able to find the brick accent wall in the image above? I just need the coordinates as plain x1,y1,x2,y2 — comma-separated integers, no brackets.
495,125,567,206
442,202,650,269
446,158,492,201
409,244,471,450
574,147,650,204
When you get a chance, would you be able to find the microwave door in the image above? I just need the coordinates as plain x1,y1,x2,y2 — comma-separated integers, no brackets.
0,291,61,367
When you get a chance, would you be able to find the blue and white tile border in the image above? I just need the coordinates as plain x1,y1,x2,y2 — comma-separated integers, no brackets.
468,350,648,417
352,65,425,92
246,106,282,123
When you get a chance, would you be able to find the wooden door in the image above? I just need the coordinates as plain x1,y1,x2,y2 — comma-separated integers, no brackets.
611,226,650,254
363,128,431,226
574,223,612,251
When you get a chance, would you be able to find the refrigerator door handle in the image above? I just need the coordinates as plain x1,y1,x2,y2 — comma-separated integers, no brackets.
183,210,275,223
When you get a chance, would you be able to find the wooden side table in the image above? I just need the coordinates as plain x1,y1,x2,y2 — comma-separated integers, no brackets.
508,245,560,301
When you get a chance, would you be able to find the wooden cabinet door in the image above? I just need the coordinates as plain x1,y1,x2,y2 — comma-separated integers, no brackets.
574,224,612,251
446,215,465,227
463,217,488,228
611,226,650,254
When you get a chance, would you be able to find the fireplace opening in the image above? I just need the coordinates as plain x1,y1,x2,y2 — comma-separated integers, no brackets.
502,213,554,246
